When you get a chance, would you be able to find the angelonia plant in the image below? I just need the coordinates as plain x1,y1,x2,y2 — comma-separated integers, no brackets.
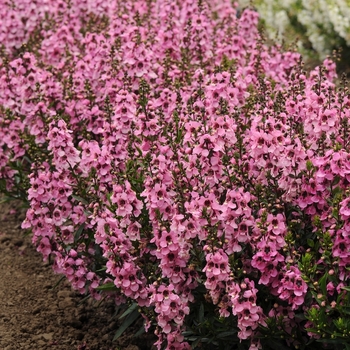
238,0,350,60
1,0,350,349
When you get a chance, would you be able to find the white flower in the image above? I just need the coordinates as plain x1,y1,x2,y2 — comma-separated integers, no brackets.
237,0,350,58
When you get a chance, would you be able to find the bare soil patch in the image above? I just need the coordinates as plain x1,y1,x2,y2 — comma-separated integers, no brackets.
0,202,153,350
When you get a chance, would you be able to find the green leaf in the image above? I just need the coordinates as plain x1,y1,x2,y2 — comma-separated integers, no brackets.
71,194,88,205
133,325,145,338
305,328,320,335
318,272,328,295
191,338,201,348
341,307,350,315
217,331,237,338
74,223,85,242
0,197,11,204
53,275,66,290
197,338,210,343
306,160,313,171
113,309,140,341
307,238,315,248
294,313,307,321
198,302,204,323
95,282,117,291
182,331,194,337
119,303,138,319
111,305,122,319
22,155,33,164
95,267,107,272
187,337,199,342
77,294,91,306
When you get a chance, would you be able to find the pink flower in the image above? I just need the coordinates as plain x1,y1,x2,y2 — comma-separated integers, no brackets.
327,282,335,296
340,198,350,219
203,249,230,283
36,237,52,261
114,192,133,217
277,267,308,310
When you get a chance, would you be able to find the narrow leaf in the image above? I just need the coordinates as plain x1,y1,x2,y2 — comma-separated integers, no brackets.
133,325,145,338
95,282,117,291
74,223,85,242
217,331,237,338
71,194,88,205
113,309,140,341
198,302,204,323
119,303,138,319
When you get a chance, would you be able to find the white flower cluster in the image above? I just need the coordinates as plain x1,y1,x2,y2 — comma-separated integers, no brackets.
238,0,350,59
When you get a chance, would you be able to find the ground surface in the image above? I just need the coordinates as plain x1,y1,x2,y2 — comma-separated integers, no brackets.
0,201,153,350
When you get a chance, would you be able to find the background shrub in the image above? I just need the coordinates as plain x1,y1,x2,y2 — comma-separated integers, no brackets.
238,0,350,71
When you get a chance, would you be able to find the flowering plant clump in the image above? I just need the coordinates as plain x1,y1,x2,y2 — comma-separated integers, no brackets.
1,0,350,349
238,0,350,60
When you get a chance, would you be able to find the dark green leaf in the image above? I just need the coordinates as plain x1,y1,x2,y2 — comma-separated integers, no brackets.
341,307,350,315
217,331,237,338
133,325,145,338
53,275,66,290
95,282,117,291
119,303,138,319
187,337,199,342
198,302,204,323
74,223,85,242
95,267,107,272
294,313,307,321
318,272,328,295
77,294,91,306
198,338,210,343
306,238,315,248
113,309,140,341
182,331,194,336
71,194,88,205
191,338,201,348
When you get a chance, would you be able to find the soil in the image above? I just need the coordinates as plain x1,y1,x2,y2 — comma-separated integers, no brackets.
0,201,155,350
